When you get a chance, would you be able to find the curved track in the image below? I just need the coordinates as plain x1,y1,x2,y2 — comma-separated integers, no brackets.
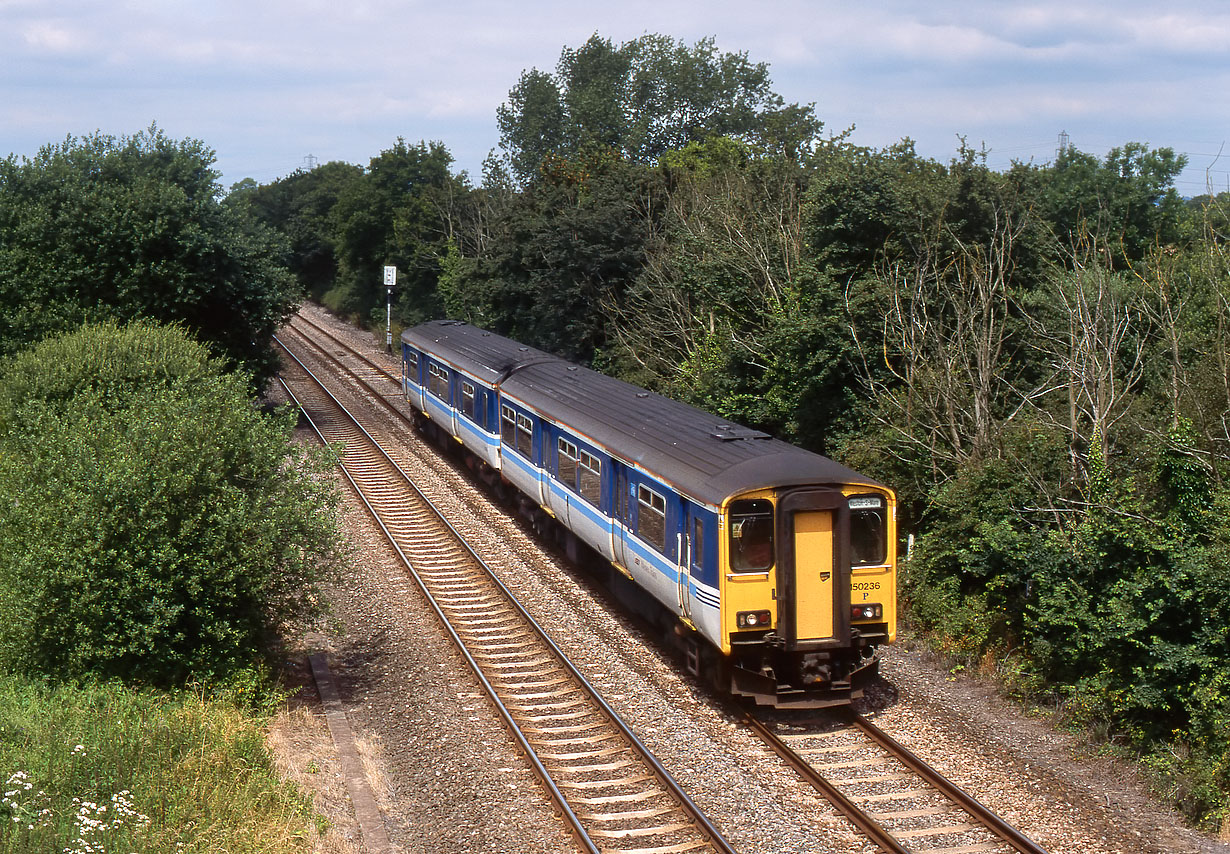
747,710,1049,854
276,332,738,854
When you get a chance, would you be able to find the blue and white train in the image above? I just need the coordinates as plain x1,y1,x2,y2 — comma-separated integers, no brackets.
401,320,897,708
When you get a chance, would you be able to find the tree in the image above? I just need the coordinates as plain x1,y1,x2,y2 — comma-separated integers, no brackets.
239,161,364,301
0,321,345,686
608,140,855,448
1037,142,1187,265
327,139,463,326
496,33,822,184
438,153,664,363
0,126,299,380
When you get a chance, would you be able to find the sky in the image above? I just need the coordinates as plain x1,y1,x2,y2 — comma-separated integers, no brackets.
3,0,1228,197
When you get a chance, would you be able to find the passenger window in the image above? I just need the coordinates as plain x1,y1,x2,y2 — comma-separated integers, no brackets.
428,363,448,400
558,438,579,489
578,451,601,506
500,405,516,447
461,381,476,421
849,495,887,566
729,499,773,572
516,413,533,460
637,484,666,553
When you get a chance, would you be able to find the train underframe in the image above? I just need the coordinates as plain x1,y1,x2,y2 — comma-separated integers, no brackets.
719,635,883,709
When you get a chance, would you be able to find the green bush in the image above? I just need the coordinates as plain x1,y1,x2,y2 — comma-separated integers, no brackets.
0,127,300,381
0,321,344,686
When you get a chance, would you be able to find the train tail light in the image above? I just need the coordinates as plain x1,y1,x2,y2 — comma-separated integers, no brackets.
736,610,772,628
851,603,883,620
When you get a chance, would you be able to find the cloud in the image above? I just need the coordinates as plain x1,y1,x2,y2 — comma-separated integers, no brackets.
1,0,1225,192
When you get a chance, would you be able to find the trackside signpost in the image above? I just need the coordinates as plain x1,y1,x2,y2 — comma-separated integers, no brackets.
383,265,397,353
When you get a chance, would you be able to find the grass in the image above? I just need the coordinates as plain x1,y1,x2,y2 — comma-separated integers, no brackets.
0,674,325,853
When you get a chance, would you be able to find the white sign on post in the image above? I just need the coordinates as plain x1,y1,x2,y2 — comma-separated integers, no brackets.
383,266,397,352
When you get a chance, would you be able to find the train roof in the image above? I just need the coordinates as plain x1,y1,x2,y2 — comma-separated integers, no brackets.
402,320,561,384
402,321,884,507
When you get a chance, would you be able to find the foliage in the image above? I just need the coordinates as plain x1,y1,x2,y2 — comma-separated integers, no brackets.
236,161,364,301
445,154,664,363
0,126,299,382
0,673,324,852
1035,142,1188,265
496,33,822,185
0,322,344,686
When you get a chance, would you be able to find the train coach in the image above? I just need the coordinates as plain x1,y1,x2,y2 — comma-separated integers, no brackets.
401,320,896,708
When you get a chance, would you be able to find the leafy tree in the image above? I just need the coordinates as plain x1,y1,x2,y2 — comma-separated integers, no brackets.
0,321,344,686
238,161,364,301
0,126,299,380
444,154,664,363
496,33,822,184
1035,142,1187,264
327,139,463,327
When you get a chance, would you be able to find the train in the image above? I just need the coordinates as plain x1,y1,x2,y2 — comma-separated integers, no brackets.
400,320,897,708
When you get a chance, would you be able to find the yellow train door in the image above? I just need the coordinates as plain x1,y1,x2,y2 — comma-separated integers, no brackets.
779,489,849,647
792,509,835,641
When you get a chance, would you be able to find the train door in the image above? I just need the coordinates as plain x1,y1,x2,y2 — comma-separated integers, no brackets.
614,465,634,574
678,506,703,624
778,489,850,645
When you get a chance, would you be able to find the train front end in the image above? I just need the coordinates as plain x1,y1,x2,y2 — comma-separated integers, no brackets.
718,483,896,708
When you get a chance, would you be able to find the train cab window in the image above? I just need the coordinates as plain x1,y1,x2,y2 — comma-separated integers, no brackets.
691,517,704,570
578,451,601,507
558,438,579,488
427,363,448,401
405,351,419,383
637,485,666,553
460,381,476,421
729,499,773,572
849,495,887,566
516,413,534,460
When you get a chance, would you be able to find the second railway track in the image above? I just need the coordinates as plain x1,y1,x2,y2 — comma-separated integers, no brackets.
275,333,737,854
747,710,1049,854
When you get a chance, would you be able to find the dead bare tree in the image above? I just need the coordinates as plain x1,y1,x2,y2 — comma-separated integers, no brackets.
847,197,1027,473
1020,232,1148,479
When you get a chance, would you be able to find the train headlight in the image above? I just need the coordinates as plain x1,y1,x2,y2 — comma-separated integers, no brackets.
851,603,883,620
736,610,772,628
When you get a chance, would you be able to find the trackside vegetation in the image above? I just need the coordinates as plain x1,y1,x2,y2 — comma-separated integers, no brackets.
0,675,323,853
0,322,346,850
245,32,1230,831
0,321,344,686
0,126,300,382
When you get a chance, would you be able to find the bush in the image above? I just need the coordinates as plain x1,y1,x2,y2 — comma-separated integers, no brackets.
0,126,300,381
0,321,344,686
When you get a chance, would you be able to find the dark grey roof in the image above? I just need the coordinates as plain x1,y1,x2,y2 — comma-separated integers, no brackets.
402,321,561,385
402,321,883,508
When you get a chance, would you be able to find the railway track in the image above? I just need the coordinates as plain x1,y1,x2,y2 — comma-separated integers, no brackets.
747,710,1049,854
275,334,738,854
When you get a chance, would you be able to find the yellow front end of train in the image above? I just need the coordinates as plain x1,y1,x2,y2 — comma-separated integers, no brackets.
717,484,897,707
